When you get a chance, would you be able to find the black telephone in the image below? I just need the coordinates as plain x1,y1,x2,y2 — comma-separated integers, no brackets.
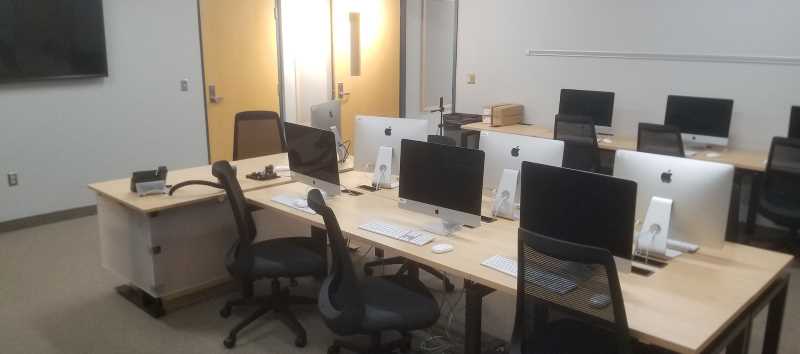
130,166,168,193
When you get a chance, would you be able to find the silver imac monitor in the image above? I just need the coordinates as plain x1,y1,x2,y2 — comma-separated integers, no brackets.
398,139,485,236
479,131,564,202
353,116,429,173
285,122,341,196
664,95,734,148
613,150,734,249
310,100,342,134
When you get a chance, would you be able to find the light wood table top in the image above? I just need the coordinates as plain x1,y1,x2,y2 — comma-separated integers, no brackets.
88,154,293,213
463,122,768,172
245,175,792,353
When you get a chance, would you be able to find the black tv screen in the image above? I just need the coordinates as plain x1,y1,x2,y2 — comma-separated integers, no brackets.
0,0,108,83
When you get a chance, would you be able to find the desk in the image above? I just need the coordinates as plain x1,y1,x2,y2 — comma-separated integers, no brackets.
88,154,354,317
463,122,770,241
245,174,792,354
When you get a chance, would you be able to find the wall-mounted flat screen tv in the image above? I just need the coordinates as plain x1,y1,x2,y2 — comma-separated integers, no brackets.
0,0,108,83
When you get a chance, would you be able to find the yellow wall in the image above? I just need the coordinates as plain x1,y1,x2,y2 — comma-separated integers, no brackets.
200,0,281,162
333,0,401,143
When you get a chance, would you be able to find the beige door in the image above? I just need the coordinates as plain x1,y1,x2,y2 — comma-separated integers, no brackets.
200,0,281,162
332,0,401,143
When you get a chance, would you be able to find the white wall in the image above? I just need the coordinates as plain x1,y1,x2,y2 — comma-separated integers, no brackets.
280,0,333,125
422,0,455,110
404,0,423,116
456,0,800,152
0,0,208,223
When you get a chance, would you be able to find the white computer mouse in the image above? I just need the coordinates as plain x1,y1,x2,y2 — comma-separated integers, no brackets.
293,199,308,208
705,152,721,158
431,243,454,254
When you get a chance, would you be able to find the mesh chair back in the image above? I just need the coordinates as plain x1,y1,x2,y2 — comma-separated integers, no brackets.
764,137,800,206
512,228,631,354
554,114,599,172
307,189,365,334
637,123,685,157
427,134,457,146
233,111,286,160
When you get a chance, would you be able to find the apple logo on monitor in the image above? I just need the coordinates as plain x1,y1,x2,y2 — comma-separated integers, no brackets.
384,127,392,136
660,170,673,184
511,146,520,157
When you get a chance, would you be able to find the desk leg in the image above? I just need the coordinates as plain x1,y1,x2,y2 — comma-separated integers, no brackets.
762,278,789,354
311,226,328,277
726,321,752,354
115,285,165,318
464,280,495,354
746,173,763,236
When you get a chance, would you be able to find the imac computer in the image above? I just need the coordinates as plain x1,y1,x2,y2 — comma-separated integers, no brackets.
284,122,341,196
559,89,616,135
353,116,429,185
519,161,636,272
310,101,346,162
790,106,800,139
399,139,485,235
664,95,734,148
479,131,564,216
613,150,734,254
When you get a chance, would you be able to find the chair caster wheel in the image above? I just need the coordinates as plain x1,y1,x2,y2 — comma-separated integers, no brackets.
327,344,341,354
364,266,373,276
223,336,236,349
294,335,307,348
219,305,232,318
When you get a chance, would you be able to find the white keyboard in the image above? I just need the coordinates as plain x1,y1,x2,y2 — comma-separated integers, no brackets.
271,195,316,214
482,255,518,277
359,220,435,246
482,255,577,295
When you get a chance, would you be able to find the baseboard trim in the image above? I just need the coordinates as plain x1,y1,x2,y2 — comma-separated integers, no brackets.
0,205,97,234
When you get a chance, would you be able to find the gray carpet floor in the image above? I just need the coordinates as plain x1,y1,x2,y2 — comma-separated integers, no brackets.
0,215,797,354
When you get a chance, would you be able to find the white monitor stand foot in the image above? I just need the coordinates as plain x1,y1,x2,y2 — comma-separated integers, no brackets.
491,169,518,220
637,196,681,260
424,220,462,236
372,146,397,189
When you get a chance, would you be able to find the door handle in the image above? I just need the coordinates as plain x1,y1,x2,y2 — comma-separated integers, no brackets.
337,82,350,99
209,85,224,104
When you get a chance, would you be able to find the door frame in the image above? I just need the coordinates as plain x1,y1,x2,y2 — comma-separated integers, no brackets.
196,0,286,163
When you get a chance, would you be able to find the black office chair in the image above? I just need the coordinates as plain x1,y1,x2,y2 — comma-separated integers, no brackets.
789,106,799,139
510,228,632,354
233,111,286,160
637,123,685,157
554,114,601,172
169,161,323,348
757,137,800,252
427,134,457,146
307,189,440,354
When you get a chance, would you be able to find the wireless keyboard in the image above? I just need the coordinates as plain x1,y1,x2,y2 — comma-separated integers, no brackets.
482,255,577,295
359,220,435,246
271,195,316,214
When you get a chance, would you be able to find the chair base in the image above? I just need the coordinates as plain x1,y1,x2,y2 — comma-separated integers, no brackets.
327,332,412,354
220,278,315,349
364,256,455,292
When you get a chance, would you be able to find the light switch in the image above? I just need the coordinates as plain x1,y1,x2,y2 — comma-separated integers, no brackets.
180,79,189,92
467,73,476,85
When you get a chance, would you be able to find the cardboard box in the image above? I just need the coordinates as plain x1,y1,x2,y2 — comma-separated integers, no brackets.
490,104,524,127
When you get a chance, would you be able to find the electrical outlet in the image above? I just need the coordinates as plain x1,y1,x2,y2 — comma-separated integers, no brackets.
467,73,476,85
180,79,189,92
7,172,18,187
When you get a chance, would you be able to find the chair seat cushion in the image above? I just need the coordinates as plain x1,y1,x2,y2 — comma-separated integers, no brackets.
526,319,618,354
760,195,800,229
227,237,324,279
359,275,440,332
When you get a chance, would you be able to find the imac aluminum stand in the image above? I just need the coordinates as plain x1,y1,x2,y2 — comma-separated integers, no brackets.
424,220,462,236
637,196,681,260
331,126,348,163
371,146,397,189
491,169,518,220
